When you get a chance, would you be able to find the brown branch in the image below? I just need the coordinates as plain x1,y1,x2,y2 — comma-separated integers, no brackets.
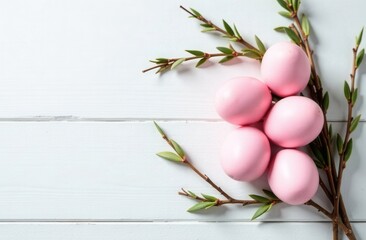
142,52,231,73
180,6,257,50
179,189,260,206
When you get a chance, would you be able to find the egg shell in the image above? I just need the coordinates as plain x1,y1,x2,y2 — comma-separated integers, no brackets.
268,149,319,205
220,127,271,182
215,77,272,126
264,96,324,148
261,42,311,97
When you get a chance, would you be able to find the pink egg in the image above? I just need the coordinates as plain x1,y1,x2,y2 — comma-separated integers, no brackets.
264,96,324,148
215,77,272,125
261,42,310,97
268,149,319,205
220,127,271,181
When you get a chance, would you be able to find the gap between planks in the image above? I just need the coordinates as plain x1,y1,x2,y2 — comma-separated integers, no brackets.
0,116,356,123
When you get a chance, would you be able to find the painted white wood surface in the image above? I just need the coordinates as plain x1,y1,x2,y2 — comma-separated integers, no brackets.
0,223,365,240
0,0,365,239
0,0,365,120
0,121,363,222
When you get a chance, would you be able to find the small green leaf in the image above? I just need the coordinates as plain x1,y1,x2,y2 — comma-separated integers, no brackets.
292,0,300,11
201,27,216,32
201,194,217,201
187,201,216,212
345,139,353,161
255,35,266,53
219,56,234,63
301,15,310,36
344,81,351,100
223,20,234,36
186,50,204,57
196,58,207,67
249,194,270,203
156,151,182,162
328,124,333,139
262,189,279,200
276,0,291,11
188,191,197,198
190,8,202,17
251,203,273,220
311,146,325,164
350,115,362,133
274,26,287,32
200,23,211,28
242,49,262,59
356,27,364,46
323,91,329,111
278,11,292,19
217,47,233,54
233,24,242,39
352,88,358,105
356,48,364,68
284,27,301,44
336,134,343,154
171,58,185,70
170,139,185,158
153,121,165,137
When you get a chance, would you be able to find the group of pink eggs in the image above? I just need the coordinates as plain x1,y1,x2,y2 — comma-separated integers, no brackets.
215,42,324,205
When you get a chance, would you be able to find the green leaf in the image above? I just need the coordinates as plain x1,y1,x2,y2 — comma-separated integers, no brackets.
356,48,364,68
311,146,325,164
223,20,234,36
233,24,242,39
153,121,165,137
217,47,233,54
344,81,351,100
345,139,353,161
201,27,216,32
350,115,362,133
274,26,287,32
188,191,197,198
352,88,358,105
242,49,262,59
196,58,207,67
249,194,270,203
328,124,333,139
322,92,329,111
170,139,185,158
187,201,216,212
201,194,217,201
278,11,292,19
292,0,300,11
262,189,279,200
251,203,273,220
284,27,301,44
301,15,310,36
276,0,291,11
186,50,204,57
171,58,185,70
356,27,364,46
336,134,343,154
219,56,234,63
255,35,266,53
200,23,211,28
156,151,182,162
190,8,202,17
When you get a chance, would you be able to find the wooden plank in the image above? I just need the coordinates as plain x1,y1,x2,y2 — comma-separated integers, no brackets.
0,0,364,120
0,222,365,240
0,121,363,221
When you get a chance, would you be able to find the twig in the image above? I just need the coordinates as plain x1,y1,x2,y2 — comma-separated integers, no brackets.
180,6,256,50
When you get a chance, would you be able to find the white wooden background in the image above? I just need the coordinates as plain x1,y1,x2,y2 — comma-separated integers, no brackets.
0,0,365,239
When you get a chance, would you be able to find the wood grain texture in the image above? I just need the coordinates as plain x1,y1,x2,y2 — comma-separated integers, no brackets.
0,121,363,221
0,0,364,120
0,222,365,240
